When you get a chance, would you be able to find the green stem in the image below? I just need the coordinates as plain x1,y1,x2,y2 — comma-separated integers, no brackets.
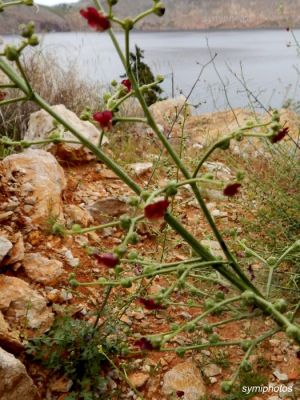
165,212,255,293
133,8,154,24
113,117,147,124
0,95,28,106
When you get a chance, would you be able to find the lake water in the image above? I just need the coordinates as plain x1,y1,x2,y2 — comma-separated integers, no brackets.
9,30,300,113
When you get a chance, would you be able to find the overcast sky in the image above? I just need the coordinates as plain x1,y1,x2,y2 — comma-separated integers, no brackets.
36,0,78,5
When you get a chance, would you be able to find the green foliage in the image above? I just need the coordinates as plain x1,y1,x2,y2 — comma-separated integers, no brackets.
26,316,125,399
129,45,163,105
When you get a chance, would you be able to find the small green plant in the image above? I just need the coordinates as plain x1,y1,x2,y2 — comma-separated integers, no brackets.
26,316,127,399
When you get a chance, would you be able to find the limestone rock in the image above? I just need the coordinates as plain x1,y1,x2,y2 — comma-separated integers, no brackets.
64,204,94,228
149,96,189,126
3,232,24,266
203,161,233,181
2,149,66,226
24,104,109,162
0,311,23,354
128,372,149,388
87,197,129,223
23,253,64,285
201,240,225,259
273,369,289,383
203,364,222,377
128,162,153,176
0,276,53,331
0,237,12,264
162,360,206,400
0,347,40,400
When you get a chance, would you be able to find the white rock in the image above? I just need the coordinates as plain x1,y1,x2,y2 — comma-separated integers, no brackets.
162,360,206,400
0,311,23,354
149,96,190,125
128,372,149,388
128,162,153,176
3,232,24,266
64,204,93,228
0,347,40,400
2,149,66,226
63,249,80,268
23,253,64,284
0,236,13,264
273,369,289,383
25,104,109,162
203,364,222,377
87,197,129,224
0,276,53,331
201,240,225,259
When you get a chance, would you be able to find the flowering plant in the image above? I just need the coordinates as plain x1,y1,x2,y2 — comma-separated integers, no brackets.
0,0,299,396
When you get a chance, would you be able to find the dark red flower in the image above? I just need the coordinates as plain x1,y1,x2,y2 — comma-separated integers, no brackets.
80,7,110,31
134,337,154,351
176,392,185,398
218,285,230,294
0,91,7,101
139,298,164,310
121,79,132,92
248,264,256,281
94,252,119,268
93,110,113,130
272,127,289,144
144,199,170,220
296,350,300,359
223,183,242,197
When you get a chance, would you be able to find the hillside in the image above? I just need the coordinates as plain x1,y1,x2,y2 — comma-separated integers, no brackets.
0,0,300,34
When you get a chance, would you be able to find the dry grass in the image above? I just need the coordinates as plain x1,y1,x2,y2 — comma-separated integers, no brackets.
0,49,101,140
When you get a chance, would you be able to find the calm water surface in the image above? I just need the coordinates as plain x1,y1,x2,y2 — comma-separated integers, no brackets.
12,30,300,112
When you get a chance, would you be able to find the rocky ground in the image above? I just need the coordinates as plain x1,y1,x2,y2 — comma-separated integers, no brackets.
0,99,299,400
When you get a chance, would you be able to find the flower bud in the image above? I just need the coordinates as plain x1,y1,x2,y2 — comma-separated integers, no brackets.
274,299,288,312
218,138,231,150
241,290,256,305
221,381,233,393
176,347,186,358
241,360,252,372
28,34,39,47
128,232,140,244
267,256,277,266
209,333,220,343
71,224,82,233
20,21,35,38
241,340,252,351
69,279,79,288
121,278,132,288
128,196,139,207
123,18,134,31
128,250,138,260
285,326,300,340
165,180,178,197
4,45,19,61
119,215,132,230
156,74,164,83
108,0,118,5
114,245,127,257
204,299,216,310
153,2,165,16
203,324,213,334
